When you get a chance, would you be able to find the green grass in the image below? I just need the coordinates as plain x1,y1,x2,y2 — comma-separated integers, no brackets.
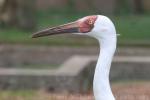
0,90,36,100
0,13,150,46
113,15,150,46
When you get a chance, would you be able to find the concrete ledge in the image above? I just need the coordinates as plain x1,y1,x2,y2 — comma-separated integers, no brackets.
1,45,150,68
0,55,150,92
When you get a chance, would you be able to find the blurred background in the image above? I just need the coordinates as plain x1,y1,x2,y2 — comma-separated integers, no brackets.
0,0,150,100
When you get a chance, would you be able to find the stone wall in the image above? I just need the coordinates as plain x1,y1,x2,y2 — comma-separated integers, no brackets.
0,44,150,68
0,45,150,92
0,55,150,93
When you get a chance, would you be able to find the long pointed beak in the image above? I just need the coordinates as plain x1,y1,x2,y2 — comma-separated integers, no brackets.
32,21,80,38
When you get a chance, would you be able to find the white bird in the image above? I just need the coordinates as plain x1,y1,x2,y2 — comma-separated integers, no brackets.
32,15,117,100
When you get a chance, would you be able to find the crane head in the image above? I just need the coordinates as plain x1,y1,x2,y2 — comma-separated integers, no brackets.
32,15,98,38
32,15,116,40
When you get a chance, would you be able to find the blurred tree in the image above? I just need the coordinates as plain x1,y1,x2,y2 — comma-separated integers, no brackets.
116,0,133,15
133,0,143,13
142,0,150,13
16,0,36,30
66,0,76,13
0,0,36,30
0,0,16,26
66,0,116,14
93,0,116,14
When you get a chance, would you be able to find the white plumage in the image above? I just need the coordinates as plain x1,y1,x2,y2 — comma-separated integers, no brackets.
32,15,117,100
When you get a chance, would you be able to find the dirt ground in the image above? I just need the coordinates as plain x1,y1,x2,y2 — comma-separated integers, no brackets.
113,82,150,100
36,82,150,100
0,82,149,100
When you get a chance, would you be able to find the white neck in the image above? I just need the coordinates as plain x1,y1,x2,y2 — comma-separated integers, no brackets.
93,36,116,100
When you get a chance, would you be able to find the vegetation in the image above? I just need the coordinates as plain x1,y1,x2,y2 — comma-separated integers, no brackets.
0,81,149,100
0,12,150,46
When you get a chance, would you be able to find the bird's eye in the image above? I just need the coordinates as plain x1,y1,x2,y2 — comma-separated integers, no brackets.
88,19,94,25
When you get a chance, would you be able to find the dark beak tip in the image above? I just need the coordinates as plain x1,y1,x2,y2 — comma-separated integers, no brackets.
31,35,34,38
31,35,35,38
31,33,38,38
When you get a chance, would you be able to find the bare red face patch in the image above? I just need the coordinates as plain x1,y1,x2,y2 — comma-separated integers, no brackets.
78,15,97,33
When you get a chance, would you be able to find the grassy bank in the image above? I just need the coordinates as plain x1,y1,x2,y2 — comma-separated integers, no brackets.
0,13,150,46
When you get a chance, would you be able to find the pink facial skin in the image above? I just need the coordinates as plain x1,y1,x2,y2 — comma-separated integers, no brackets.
78,15,98,33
